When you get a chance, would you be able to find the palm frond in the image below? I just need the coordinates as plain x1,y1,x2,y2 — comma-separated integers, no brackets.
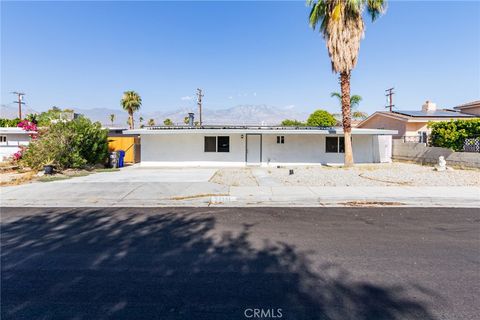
330,92,342,99
308,1,327,30
350,94,362,107
366,0,386,21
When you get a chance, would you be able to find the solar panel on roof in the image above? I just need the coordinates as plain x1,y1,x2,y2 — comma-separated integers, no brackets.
393,110,475,117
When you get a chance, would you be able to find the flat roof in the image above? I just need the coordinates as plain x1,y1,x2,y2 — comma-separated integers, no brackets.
124,126,397,135
0,127,36,134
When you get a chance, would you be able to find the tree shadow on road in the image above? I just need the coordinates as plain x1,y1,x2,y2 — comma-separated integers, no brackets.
1,208,437,319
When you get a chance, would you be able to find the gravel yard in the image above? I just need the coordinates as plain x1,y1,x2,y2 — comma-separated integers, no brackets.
209,168,258,186
211,162,480,187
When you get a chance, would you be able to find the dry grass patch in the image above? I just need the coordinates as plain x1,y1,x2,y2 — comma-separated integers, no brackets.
170,193,229,201
0,171,37,186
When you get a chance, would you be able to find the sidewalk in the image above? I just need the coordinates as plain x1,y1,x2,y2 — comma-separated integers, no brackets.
227,186,480,207
1,180,479,207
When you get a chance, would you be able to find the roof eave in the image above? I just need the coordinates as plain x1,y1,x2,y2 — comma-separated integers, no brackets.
124,127,398,135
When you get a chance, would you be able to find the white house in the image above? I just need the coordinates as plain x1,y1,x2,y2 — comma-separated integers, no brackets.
0,127,35,161
125,126,397,167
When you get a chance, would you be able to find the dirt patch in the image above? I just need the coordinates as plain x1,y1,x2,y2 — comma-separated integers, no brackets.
358,173,412,185
342,201,405,207
209,168,258,186
0,171,37,186
170,193,229,201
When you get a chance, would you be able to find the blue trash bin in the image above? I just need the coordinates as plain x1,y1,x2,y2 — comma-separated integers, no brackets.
117,150,125,168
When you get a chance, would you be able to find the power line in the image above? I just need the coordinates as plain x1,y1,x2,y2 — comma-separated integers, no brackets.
12,91,25,119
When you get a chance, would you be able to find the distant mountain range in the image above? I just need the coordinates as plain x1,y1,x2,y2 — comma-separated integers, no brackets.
0,105,39,119
1,104,309,126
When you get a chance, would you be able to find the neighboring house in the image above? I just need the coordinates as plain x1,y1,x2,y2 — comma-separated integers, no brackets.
0,127,35,161
351,120,363,128
357,101,477,141
454,100,480,116
124,125,396,167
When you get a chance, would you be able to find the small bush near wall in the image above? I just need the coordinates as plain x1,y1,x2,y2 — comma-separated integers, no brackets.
21,117,109,169
0,118,21,127
428,119,480,151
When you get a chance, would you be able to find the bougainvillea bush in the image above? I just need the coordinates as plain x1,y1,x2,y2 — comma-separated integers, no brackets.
21,117,109,169
12,146,27,161
17,120,38,132
428,119,480,151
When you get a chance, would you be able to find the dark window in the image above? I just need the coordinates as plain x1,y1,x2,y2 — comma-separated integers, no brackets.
217,136,230,152
325,137,338,153
339,137,345,153
204,136,216,152
326,137,345,153
276,136,285,144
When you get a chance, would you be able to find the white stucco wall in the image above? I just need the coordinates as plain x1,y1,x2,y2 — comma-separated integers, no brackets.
0,133,31,161
141,133,246,166
140,133,383,167
263,134,375,165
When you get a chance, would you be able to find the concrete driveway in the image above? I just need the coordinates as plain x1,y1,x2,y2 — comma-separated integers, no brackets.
58,166,218,183
1,167,226,207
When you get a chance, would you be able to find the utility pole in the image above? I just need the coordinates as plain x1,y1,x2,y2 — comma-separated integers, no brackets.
196,88,204,126
12,92,26,119
385,88,395,112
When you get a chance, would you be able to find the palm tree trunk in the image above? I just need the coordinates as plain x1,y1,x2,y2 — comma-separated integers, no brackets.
129,111,134,129
340,71,354,166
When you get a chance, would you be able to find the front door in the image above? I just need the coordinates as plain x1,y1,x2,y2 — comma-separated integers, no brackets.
246,134,261,165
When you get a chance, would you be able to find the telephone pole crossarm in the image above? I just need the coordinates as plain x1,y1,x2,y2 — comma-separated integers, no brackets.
12,92,26,119
385,88,395,112
196,88,204,126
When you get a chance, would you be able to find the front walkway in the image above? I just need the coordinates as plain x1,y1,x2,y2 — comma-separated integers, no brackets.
1,165,479,207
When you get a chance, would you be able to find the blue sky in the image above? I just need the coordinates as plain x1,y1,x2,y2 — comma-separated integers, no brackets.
1,1,479,116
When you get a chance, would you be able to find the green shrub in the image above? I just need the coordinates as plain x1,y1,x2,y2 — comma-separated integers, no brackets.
306,110,337,127
281,119,306,127
428,119,480,151
0,118,21,127
21,117,109,169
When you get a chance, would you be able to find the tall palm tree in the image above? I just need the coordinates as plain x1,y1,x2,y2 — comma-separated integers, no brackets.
308,0,386,166
121,91,142,129
109,114,115,126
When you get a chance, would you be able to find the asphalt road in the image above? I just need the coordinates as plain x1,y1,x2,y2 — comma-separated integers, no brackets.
1,207,479,320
